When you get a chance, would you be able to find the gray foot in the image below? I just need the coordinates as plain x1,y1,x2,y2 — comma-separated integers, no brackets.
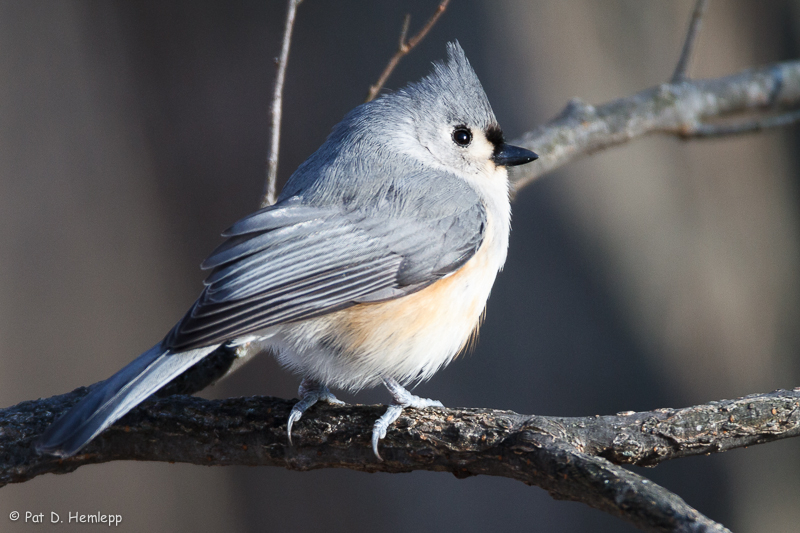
287,377,344,445
372,377,444,460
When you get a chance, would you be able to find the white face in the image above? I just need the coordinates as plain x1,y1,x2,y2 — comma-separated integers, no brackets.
414,120,502,180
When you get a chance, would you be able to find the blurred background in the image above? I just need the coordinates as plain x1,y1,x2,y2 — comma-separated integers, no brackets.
1,1,799,531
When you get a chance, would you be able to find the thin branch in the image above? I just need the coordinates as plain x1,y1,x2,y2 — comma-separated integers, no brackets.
10,389,797,530
671,0,709,83
510,60,800,194
365,0,450,103
683,108,800,138
398,14,411,49
262,0,303,208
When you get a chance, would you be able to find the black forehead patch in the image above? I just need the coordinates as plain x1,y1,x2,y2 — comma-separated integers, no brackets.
485,125,504,149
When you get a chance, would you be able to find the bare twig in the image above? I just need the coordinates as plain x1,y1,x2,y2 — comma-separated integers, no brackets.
671,0,710,83
262,0,303,208
510,60,800,194
683,108,800,138
365,0,451,102
398,13,411,49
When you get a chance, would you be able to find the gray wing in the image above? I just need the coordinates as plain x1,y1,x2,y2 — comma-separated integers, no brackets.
164,195,486,351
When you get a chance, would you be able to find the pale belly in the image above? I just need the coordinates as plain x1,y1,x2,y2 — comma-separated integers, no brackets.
268,225,505,391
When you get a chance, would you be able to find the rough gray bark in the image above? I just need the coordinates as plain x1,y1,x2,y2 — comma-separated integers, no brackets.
5,388,799,531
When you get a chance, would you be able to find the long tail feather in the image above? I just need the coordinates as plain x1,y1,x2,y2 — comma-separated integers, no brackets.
36,343,219,457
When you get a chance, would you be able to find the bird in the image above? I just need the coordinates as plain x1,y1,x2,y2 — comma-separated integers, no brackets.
35,41,538,460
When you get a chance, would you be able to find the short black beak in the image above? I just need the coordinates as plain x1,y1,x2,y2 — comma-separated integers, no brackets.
492,144,539,167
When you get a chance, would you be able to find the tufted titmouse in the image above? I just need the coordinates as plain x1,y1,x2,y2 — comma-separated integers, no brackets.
36,42,537,459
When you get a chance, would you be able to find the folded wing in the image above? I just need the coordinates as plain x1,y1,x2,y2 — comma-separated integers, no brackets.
164,190,486,351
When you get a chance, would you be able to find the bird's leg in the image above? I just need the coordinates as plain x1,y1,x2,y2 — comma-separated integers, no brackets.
372,376,444,460
287,377,345,444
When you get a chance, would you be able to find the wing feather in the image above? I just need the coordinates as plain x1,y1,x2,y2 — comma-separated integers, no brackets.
164,186,486,352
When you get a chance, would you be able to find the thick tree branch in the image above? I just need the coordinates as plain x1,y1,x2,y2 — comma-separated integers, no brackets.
7,389,799,531
510,60,800,194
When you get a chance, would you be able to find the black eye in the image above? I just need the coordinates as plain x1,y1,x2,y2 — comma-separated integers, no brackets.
452,127,472,147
